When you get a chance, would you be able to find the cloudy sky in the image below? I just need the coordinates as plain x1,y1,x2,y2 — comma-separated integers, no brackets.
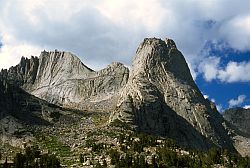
0,0,250,111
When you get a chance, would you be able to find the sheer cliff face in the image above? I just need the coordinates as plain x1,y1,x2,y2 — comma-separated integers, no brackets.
34,51,94,88
0,50,129,110
110,38,235,151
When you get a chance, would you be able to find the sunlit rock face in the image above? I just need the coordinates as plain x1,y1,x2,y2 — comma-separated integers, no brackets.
0,50,129,110
110,38,235,151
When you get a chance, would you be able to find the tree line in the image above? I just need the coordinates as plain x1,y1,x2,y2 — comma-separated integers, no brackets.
0,146,61,168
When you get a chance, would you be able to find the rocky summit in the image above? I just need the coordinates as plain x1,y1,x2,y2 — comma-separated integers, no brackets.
0,37,249,167
110,38,235,151
0,50,129,111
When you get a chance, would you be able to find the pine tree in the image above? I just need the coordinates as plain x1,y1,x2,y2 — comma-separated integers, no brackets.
14,153,25,168
103,159,107,167
79,154,85,163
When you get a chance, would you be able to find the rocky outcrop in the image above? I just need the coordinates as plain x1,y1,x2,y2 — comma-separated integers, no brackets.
0,79,61,126
0,50,129,110
0,56,39,87
110,38,235,151
0,79,62,147
222,108,250,156
223,107,250,136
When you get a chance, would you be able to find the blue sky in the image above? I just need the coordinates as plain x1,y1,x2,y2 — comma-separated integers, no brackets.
196,42,250,111
0,0,250,111
191,38,250,111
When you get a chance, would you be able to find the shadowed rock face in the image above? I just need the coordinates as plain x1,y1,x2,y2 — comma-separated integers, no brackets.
0,50,129,110
0,79,62,134
0,79,67,148
110,38,235,151
224,107,250,135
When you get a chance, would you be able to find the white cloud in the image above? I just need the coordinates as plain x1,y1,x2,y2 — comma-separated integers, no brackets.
218,61,250,83
0,44,41,69
97,0,169,32
198,57,220,82
220,15,250,51
243,105,250,109
228,95,246,108
203,95,209,99
0,0,250,76
0,33,42,69
198,56,250,82
216,104,223,112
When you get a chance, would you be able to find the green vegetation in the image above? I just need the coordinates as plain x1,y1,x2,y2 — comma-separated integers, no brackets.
12,146,60,168
92,114,109,126
2,119,249,168
85,139,108,154
110,119,132,130
2,131,250,168
92,132,250,168
35,134,71,158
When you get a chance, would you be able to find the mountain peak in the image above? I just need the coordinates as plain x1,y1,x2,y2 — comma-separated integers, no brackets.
165,38,177,49
132,38,195,86
108,62,125,68
110,37,235,151
137,38,177,53
40,50,83,63
0,49,129,108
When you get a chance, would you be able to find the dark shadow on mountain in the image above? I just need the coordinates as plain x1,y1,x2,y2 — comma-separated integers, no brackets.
129,88,237,153
223,107,250,138
0,79,60,126
224,120,250,138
